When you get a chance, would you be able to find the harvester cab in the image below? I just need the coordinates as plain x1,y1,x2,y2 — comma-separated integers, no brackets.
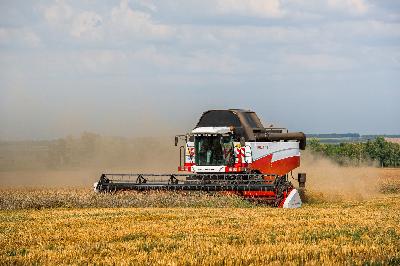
94,109,307,208
177,127,238,172
194,133,235,167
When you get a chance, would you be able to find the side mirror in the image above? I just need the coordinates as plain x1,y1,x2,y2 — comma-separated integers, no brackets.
174,136,179,146
240,137,246,146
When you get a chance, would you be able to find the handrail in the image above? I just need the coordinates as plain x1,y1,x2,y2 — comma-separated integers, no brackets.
179,145,185,169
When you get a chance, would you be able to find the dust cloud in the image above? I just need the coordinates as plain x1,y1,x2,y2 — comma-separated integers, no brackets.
0,136,385,200
0,136,180,188
297,151,381,201
0,105,196,188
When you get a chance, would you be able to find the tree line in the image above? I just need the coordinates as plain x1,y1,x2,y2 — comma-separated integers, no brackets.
308,137,400,167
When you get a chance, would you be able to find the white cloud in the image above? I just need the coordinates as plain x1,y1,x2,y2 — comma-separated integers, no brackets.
130,47,251,74
59,46,252,76
77,50,128,73
130,47,174,68
43,2,104,41
283,53,356,71
176,25,321,48
0,28,41,47
110,0,173,39
137,0,157,12
185,51,252,74
328,0,369,15
324,20,400,38
216,0,283,18
43,0,73,25
70,11,103,39
40,0,172,41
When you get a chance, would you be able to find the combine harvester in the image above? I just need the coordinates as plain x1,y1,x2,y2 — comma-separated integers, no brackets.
94,109,307,208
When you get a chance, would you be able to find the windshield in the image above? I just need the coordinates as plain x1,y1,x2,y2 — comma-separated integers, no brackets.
194,135,234,166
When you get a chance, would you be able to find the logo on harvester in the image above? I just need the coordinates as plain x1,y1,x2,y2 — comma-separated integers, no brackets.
257,145,268,149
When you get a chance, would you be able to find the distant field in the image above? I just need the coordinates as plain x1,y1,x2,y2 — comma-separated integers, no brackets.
306,135,400,145
306,134,400,145
386,138,400,144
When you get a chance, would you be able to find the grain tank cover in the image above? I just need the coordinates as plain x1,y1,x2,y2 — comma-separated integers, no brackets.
196,110,242,128
195,109,265,141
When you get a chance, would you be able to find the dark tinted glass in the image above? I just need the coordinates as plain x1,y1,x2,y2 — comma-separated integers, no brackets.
194,135,234,166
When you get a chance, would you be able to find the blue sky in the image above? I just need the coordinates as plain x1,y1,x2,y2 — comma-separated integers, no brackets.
0,0,399,140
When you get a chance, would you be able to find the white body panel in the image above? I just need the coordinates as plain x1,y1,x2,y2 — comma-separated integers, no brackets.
282,189,302,208
93,182,99,193
192,127,231,134
248,141,300,163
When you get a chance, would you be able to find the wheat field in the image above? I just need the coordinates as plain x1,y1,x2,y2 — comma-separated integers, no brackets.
1,195,399,265
1,169,399,265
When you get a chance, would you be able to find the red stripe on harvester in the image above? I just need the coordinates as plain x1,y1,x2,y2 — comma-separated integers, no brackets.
242,191,276,197
250,155,300,176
